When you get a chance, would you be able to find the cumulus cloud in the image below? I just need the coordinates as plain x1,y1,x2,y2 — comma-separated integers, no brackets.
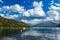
21,17,55,26
5,14,19,19
47,4,60,23
32,1,45,16
21,2,60,25
23,1,45,17
0,1,60,25
0,0,3,3
55,3,60,6
0,1,45,17
0,14,4,17
0,1,46,25
21,19,43,25
0,4,24,19
1,4,24,12
49,5,60,10
0,13,19,19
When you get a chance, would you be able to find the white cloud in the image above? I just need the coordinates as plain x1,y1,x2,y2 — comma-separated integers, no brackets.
51,0,54,5
5,14,19,19
0,8,1,11
10,4,24,12
21,19,43,25
46,0,60,23
0,13,19,19
0,1,45,19
33,1,43,7
23,1,45,17
33,1,45,16
21,18,52,26
21,2,60,25
0,4,23,17
0,0,3,3
0,14,4,17
47,4,60,23
0,14,4,16
1,4,24,12
0,1,60,25
55,3,60,6
49,5,60,10
0,4,24,19
22,11,30,17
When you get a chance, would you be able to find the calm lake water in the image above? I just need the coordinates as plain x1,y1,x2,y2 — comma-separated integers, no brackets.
0,27,60,40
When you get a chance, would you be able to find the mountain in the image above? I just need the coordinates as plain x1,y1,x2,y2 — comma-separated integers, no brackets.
56,24,60,27
0,16,29,27
33,21,57,27
0,16,29,36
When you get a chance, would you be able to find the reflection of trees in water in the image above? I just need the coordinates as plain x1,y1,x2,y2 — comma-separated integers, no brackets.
0,27,28,36
0,27,60,40
0,37,17,40
0,29,21,36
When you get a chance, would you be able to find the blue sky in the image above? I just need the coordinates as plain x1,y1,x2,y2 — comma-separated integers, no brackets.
0,0,60,25
0,0,51,12
0,0,59,12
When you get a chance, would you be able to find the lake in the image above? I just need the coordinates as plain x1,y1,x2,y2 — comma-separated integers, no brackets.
0,27,60,40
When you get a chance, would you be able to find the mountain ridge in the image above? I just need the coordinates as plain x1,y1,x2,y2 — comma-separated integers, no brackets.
32,21,57,27
0,16,29,36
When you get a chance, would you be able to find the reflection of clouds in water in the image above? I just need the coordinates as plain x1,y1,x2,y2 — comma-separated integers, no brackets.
22,30,42,36
21,30,56,39
1,37,16,40
21,27,60,40
30,27,60,30
1,27,60,40
57,34,60,40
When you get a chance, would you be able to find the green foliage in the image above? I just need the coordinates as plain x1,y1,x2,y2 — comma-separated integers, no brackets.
0,16,29,36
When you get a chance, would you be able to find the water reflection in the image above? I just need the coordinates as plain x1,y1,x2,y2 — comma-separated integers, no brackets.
1,27,60,40
0,37,17,40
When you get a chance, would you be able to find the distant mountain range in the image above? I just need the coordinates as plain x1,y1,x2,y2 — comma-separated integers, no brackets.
32,21,57,27
56,24,60,27
0,16,59,27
